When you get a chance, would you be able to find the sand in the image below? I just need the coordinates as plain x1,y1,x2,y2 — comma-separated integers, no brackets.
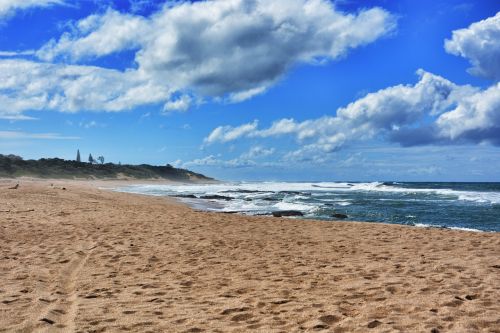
0,179,499,333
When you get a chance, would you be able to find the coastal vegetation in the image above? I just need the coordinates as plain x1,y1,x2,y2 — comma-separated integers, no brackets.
0,154,212,181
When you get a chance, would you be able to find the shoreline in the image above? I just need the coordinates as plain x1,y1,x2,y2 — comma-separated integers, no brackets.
1,179,499,332
108,180,498,233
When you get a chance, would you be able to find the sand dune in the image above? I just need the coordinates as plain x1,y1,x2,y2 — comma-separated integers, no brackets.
0,180,499,332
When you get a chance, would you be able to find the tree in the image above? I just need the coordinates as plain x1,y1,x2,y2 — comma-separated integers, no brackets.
76,149,81,162
88,153,94,164
97,156,105,164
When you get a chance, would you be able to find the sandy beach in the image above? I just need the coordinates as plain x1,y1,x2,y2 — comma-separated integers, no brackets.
1,179,499,333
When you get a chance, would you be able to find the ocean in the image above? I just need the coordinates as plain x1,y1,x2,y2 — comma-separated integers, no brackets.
114,182,500,232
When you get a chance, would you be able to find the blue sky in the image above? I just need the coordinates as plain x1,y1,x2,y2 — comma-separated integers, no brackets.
0,0,499,181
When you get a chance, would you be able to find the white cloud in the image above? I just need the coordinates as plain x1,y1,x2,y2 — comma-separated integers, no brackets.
0,0,65,19
182,154,257,168
204,69,500,156
0,59,172,118
204,120,259,145
240,146,275,159
79,120,106,129
445,12,500,80
0,130,79,140
0,50,35,57
183,145,276,169
18,0,395,118
163,94,192,112
437,82,500,144
37,8,147,62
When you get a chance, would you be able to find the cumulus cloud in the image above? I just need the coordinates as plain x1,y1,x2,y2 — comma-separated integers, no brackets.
204,120,259,145
445,11,500,80
37,8,147,61
437,83,500,144
0,59,171,118
0,0,65,19
204,70,500,157
11,0,395,118
182,145,276,168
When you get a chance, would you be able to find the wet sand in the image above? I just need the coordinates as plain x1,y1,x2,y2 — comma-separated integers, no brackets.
0,179,499,332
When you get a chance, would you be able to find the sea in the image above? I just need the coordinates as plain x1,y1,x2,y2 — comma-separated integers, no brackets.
113,182,500,232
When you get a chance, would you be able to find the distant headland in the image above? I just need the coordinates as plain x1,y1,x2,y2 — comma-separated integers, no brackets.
0,152,213,182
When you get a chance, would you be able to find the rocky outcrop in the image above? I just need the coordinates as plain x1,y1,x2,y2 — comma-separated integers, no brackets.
272,210,304,217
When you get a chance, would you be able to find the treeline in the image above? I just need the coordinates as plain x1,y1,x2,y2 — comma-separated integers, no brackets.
0,154,213,181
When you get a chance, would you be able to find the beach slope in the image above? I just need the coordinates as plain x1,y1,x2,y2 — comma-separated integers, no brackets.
0,180,498,332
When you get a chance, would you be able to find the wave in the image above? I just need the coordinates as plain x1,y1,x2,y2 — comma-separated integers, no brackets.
117,181,500,205
111,181,499,232
413,223,484,232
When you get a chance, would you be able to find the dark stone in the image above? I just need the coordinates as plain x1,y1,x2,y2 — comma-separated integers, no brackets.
332,213,348,219
272,210,304,217
465,295,477,300
172,194,197,199
367,320,382,328
319,315,339,324
40,318,55,325
278,191,303,195
221,189,263,193
312,324,329,330
431,329,440,333
271,299,290,305
200,195,233,201
221,307,250,315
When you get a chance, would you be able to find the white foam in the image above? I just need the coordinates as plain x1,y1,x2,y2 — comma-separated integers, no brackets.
414,223,484,232
117,181,500,205
273,201,317,212
448,226,485,232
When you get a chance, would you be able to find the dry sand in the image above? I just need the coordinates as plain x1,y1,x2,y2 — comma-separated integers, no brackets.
0,179,499,333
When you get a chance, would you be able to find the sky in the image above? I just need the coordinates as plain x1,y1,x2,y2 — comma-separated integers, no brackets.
0,0,499,181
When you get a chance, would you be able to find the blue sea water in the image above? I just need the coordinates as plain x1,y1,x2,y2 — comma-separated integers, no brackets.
114,182,500,232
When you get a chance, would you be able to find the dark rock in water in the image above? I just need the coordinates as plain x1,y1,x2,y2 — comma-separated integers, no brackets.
272,210,304,217
278,191,303,195
172,194,197,199
332,213,348,219
262,197,278,201
200,195,233,201
221,189,264,194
